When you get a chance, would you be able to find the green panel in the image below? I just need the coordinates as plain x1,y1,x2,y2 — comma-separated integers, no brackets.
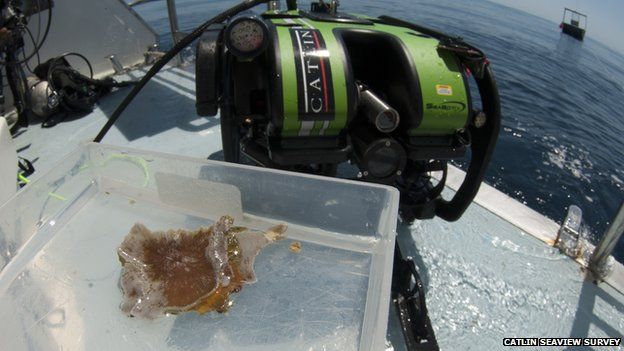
403,37,469,136
360,23,470,136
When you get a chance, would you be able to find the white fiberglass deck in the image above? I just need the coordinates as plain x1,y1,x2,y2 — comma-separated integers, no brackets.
10,65,624,350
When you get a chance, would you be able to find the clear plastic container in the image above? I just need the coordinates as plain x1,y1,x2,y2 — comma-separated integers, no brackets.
0,143,398,351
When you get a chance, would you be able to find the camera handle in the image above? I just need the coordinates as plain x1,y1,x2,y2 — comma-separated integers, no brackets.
434,64,501,221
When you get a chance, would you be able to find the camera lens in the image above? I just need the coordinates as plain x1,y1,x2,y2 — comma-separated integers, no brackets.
376,110,400,133
361,138,406,179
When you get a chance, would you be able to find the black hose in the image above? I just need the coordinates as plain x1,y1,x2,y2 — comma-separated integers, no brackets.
46,52,95,92
0,0,52,66
55,52,94,78
93,0,268,143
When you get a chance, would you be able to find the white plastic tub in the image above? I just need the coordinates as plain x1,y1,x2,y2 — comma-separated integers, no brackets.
0,143,398,351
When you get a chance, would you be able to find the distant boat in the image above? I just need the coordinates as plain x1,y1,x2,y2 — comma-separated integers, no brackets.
560,7,586,41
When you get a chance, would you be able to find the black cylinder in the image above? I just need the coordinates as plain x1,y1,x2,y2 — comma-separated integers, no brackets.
286,0,297,10
351,124,407,181
358,85,400,133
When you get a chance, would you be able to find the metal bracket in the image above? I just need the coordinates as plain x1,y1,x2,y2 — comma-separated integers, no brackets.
556,205,585,259
557,203,624,282
392,242,439,351
108,54,125,75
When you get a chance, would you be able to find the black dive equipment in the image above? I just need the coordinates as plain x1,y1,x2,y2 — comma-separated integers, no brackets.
0,0,53,131
0,1,130,129
29,53,135,126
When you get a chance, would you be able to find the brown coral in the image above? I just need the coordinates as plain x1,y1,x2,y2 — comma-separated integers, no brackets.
117,216,285,319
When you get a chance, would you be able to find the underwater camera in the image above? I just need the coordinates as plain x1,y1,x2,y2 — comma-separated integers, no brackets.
195,0,501,222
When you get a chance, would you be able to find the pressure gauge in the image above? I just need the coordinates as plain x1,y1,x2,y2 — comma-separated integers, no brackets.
225,16,269,59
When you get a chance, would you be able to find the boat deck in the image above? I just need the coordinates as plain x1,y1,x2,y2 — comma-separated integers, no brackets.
11,65,624,350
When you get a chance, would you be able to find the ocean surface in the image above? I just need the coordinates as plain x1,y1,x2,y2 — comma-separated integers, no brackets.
130,0,624,261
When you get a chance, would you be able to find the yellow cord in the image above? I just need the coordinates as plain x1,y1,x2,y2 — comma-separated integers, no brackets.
17,152,149,203
18,173,67,201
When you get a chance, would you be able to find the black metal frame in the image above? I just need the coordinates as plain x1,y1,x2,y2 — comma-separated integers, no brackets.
392,241,439,351
562,8,587,29
560,9,586,41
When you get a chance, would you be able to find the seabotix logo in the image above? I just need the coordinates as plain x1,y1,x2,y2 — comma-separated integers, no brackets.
426,101,466,113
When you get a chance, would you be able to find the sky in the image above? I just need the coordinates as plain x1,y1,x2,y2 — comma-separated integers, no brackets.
490,0,624,54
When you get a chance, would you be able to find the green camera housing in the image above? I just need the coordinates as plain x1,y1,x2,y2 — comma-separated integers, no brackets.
195,4,500,222
268,14,471,138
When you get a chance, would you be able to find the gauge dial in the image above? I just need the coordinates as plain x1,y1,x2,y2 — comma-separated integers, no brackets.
225,17,269,58
229,21,265,52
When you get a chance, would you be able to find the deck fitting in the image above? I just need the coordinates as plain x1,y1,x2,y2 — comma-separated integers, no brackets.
556,205,585,259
